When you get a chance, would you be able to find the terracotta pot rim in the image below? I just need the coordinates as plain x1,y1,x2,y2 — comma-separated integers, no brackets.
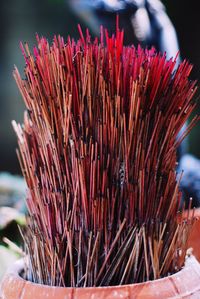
3,255,199,290
183,207,200,218
2,255,200,299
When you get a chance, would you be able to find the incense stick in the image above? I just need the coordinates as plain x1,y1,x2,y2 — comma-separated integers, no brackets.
13,25,198,287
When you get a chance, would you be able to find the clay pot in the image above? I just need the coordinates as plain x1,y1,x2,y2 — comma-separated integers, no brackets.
186,208,200,262
1,256,200,299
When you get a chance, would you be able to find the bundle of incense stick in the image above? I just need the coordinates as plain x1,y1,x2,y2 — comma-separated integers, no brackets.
13,23,199,287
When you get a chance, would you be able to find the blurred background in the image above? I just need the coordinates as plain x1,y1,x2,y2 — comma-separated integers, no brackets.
0,0,199,280
0,0,199,175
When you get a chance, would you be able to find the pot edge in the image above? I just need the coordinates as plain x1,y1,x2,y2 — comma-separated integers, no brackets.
2,254,199,291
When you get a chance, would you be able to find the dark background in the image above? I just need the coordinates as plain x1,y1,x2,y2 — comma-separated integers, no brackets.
0,0,199,174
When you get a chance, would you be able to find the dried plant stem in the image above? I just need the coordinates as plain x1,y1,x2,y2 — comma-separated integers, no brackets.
13,25,198,287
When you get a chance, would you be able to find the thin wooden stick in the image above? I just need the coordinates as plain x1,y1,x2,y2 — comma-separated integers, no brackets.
13,24,198,287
